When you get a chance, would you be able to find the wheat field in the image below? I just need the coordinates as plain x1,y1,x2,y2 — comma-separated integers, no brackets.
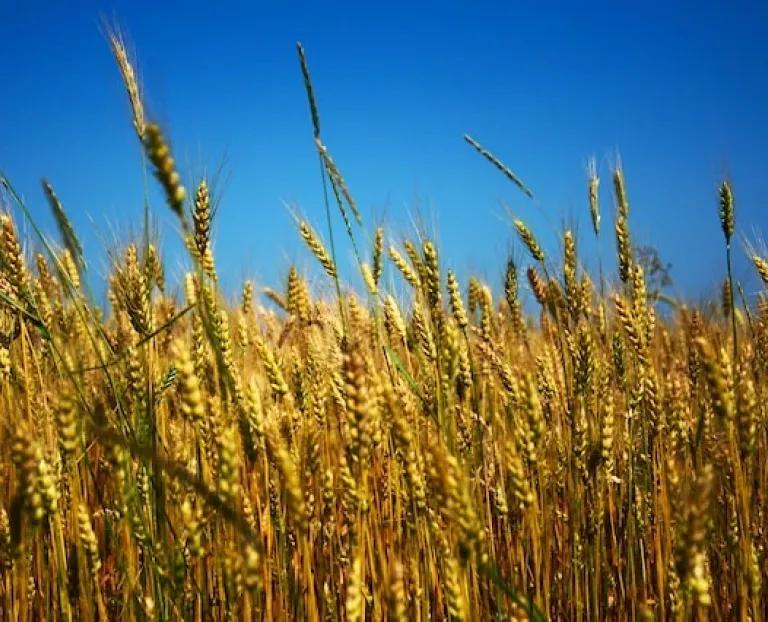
0,29,765,622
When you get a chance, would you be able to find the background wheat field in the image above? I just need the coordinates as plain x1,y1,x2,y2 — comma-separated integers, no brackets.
0,23,766,622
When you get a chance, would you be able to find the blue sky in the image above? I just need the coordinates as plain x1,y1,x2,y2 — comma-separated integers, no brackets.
1,1,767,307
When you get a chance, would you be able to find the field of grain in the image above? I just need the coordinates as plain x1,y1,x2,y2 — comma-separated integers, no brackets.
0,30,765,622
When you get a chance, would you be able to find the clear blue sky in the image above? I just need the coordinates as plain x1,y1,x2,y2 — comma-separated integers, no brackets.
1,1,767,306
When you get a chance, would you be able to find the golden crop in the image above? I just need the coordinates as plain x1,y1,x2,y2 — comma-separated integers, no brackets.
0,26,764,622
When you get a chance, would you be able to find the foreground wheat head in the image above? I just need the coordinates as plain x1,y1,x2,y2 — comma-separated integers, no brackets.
0,27,765,622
